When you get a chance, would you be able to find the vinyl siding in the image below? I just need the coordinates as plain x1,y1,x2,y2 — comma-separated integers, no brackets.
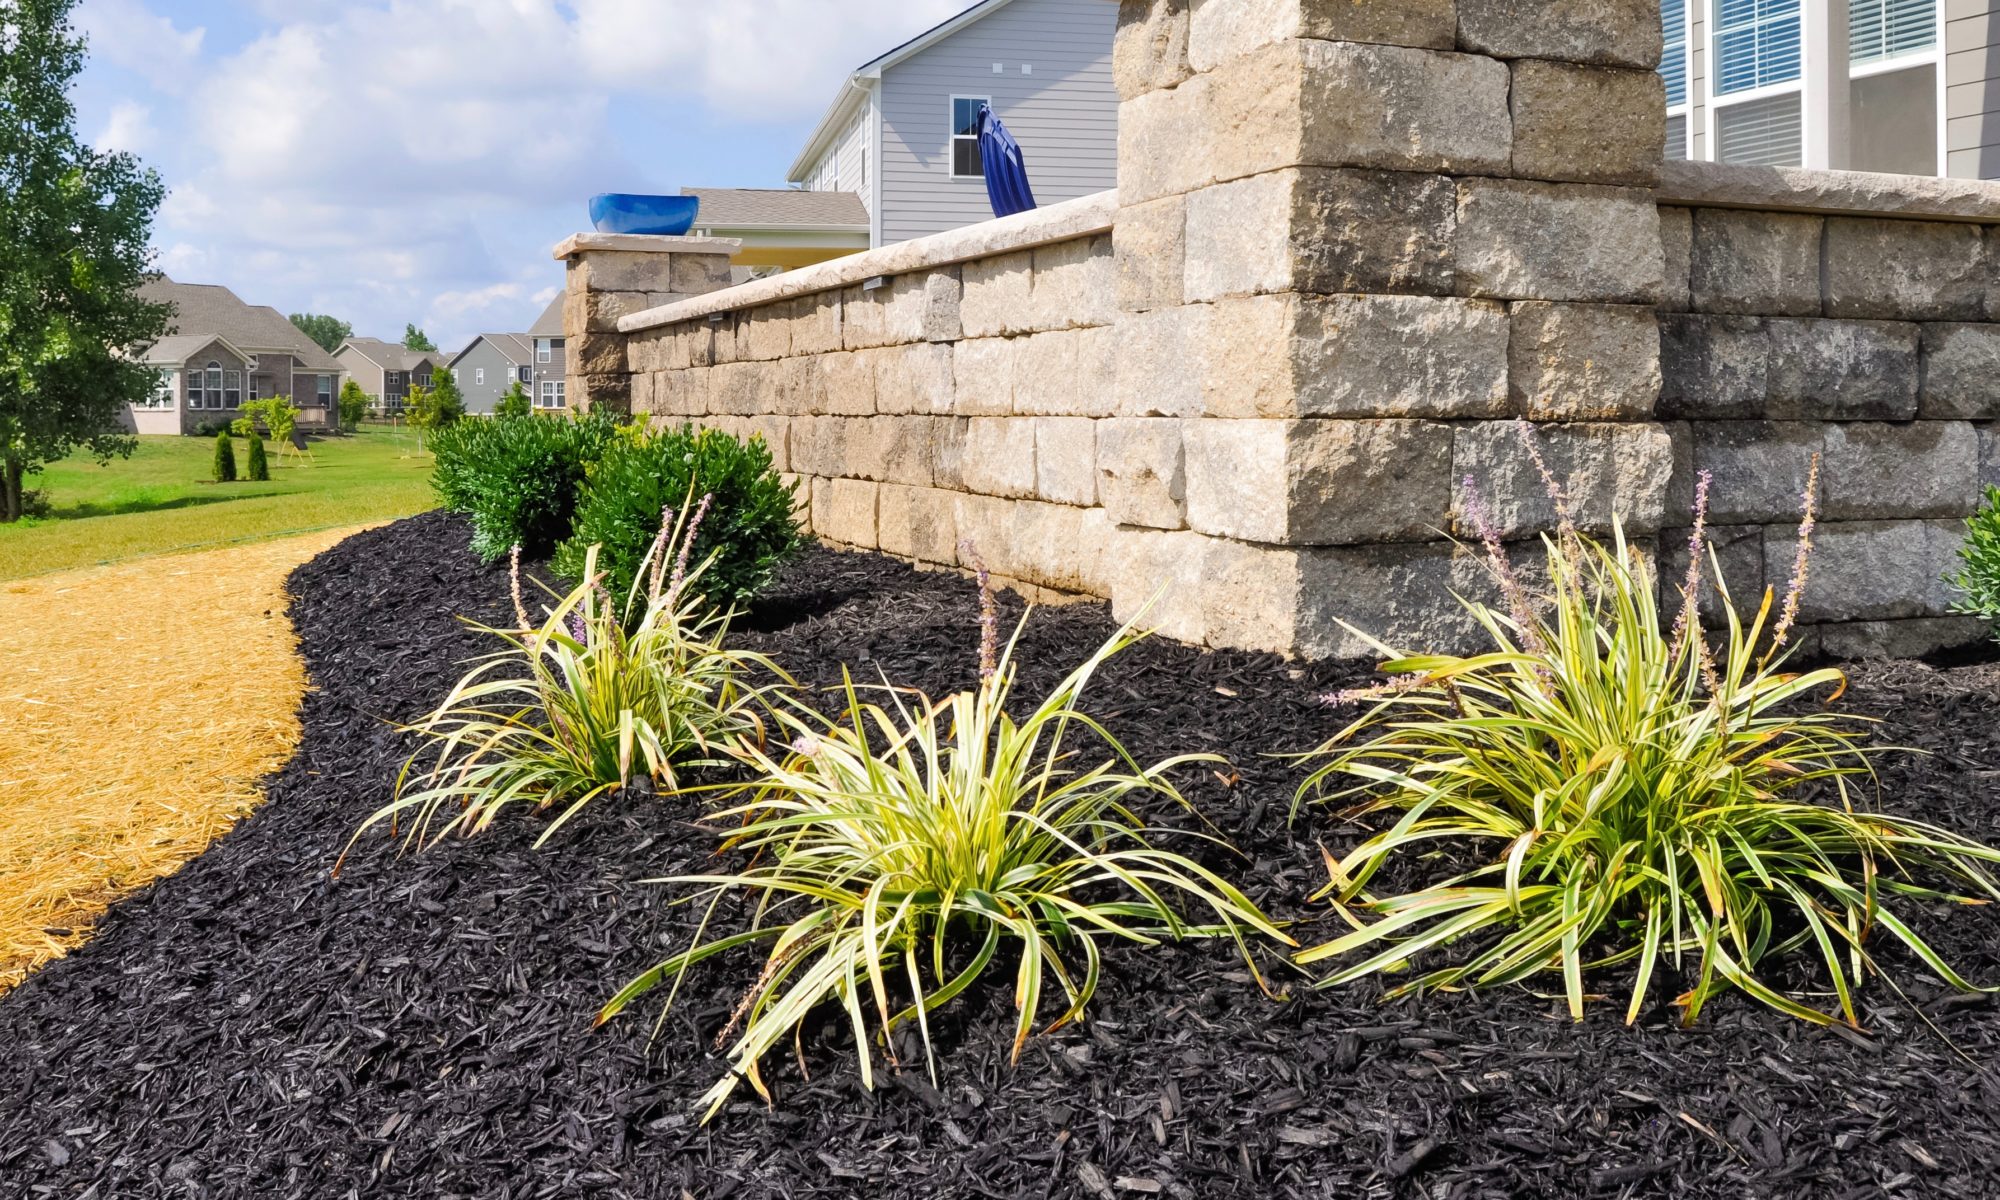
450,341,525,416
1946,0,2000,176
877,0,1117,245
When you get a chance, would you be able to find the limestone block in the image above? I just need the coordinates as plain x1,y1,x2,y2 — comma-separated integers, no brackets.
1035,417,1098,507
1688,209,1822,317
954,337,1016,416
571,373,630,416
1821,421,1979,521
1691,421,1822,526
627,329,670,373
568,329,629,377
1184,419,1454,545
565,289,654,335
627,370,655,416
705,361,765,417
1185,168,1457,302
1114,0,1192,100
1115,304,1209,417
960,417,1039,499
961,250,1035,338
845,416,936,487
1457,0,1664,69
708,314,742,365
920,269,964,342
1201,537,1307,654
791,294,844,356
1920,323,2000,420
935,417,970,491
952,492,1019,578
1115,194,1186,313
1509,61,1665,187
877,484,959,565
742,303,792,361
1762,519,1963,623
873,342,956,416
1186,0,1456,69
684,323,716,369
1659,523,1765,627
569,250,674,293
1765,319,1919,421
1824,219,1985,321
1454,421,1678,537
739,415,790,473
1508,302,1661,420
1029,235,1116,331
810,477,879,550
772,357,825,417
788,415,849,479
1011,502,1118,595
653,369,709,417
1659,206,1693,313
1013,327,1117,417
820,350,875,416
667,252,733,295
1454,179,1662,303
1096,417,1186,528
1294,540,1489,659
1116,71,1215,205
1658,314,1769,419
1111,527,1213,645
1819,616,1988,660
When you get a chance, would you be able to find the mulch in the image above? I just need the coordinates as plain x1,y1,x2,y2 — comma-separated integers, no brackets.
6,509,2000,1199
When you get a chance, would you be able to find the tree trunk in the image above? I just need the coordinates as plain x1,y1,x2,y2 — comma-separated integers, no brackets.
1,457,23,523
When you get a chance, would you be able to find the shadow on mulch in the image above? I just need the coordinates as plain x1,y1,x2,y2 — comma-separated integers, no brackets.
5,510,2000,1199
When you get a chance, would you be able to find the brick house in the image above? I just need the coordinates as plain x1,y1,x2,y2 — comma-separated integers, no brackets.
127,278,347,435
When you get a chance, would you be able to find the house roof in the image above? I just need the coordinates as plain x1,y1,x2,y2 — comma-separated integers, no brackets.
337,337,443,372
449,332,533,369
528,296,564,338
137,277,344,371
140,333,252,367
683,187,870,231
788,0,1017,183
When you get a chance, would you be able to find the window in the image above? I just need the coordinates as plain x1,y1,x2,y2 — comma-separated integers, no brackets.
205,364,223,410
1850,0,1941,175
475,367,485,386
139,369,174,409
950,96,987,177
537,379,565,409
317,375,333,405
1851,0,1936,64
223,371,241,408
248,377,261,403
186,368,204,409
1714,0,1801,97
536,340,551,364
1661,0,1691,160
520,366,533,384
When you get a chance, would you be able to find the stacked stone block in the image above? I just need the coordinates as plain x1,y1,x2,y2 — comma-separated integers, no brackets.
556,233,740,414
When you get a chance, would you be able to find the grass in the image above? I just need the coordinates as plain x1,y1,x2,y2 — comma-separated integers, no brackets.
0,425,436,580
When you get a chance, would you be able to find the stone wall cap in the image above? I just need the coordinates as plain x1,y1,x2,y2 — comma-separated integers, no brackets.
552,232,744,260
617,189,1119,333
1659,161,2000,224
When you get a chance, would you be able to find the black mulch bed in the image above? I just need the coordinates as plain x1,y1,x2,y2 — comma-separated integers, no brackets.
8,511,2000,1199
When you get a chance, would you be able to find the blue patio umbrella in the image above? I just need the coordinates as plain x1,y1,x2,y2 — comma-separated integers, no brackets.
977,103,1037,219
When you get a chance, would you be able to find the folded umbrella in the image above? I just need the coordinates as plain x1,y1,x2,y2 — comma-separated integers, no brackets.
977,103,1038,220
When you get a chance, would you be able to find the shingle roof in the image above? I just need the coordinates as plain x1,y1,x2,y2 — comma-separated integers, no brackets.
137,278,343,371
682,187,870,230
339,337,444,372
139,333,246,366
528,296,564,338
450,333,533,368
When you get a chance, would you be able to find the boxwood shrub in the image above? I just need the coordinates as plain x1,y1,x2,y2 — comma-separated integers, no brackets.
554,422,802,611
431,411,620,561
1949,483,2000,640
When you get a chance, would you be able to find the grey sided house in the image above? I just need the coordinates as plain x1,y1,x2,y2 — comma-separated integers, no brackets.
334,338,444,413
527,295,568,410
447,333,536,416
127,278,347,436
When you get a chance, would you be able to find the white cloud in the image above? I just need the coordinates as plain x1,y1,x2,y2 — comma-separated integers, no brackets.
97,101,156,154
73,0,203,93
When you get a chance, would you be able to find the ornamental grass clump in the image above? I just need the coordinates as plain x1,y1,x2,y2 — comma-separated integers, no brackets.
601,561,1292,1120
341,498,785,863
1947,483,2000,641
1297,449,2000,1028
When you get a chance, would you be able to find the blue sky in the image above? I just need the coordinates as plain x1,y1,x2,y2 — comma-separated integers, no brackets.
71,0,964,351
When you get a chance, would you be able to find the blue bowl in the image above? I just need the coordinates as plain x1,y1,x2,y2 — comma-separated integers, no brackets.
589,194,700,236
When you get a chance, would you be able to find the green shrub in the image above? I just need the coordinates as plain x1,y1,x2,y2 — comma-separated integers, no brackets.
245,434,270,481
600,579,1292,1121
430,411,619,561
337,379,370,432
211,430,236,483
1948,484,2000,640
1295,469,2000,1028
494,381,532,420
343,507,786,863
555,423,802,612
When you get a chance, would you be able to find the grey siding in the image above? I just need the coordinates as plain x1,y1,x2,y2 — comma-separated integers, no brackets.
877,0,1117,245
1947,0,2000,177
532,338,568,408
451,340,526,416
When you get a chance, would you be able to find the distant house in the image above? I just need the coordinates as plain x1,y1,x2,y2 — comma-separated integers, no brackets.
334,338,444,413
684,187,872,272
527,296,568,410
448,333,536,416
128,278,347,436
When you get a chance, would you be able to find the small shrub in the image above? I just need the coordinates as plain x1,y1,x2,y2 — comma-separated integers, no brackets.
1295,464,2000,1028
494,381,532,420
211,430,236,483
337,379,370,432
342,503,785,861
430,411,619,561
245,434,270,481
1948,483,2000,640
555,423,802,612
600,568,1292,1120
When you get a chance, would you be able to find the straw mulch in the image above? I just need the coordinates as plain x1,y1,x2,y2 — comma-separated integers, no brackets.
0,527,367,994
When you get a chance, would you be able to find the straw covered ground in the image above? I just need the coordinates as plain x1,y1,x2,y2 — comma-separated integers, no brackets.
0,526,367,993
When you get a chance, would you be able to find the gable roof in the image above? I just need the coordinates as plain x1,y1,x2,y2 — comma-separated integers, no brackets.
138,277,344,371
140,333,254,367
683,187,871,231
337,337,442,373
450,333,533,369
788,0,1017,182
528,296,564,339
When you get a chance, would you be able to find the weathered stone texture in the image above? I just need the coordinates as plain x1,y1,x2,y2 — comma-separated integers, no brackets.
1823,219,1985,321
1114,0,1192,100
809,477,879,550
1688,210,1822,317
959,417,1038,499
872,343,955,415
1763,519,1964,622
1115,193,1186,312
1454,179,1662,303
1294,541,1488,659
1183,419,1453,545
876,484,958,565
1659,523,1764,627
1920,323,2000,419
1764,319,1920,420
960,250,1034,338
819,351,875,415
1509,61,1665,187
1185,0,1456,71
1116,72,1215,205
1454,422,1678,537
1691,421,1822,526
1035,417,1098,506
1012,327,1116,417
1096,417,1186,528
1821,421,1979,521
1456,0,1664,69
1111,528,1213,645
1185,168,1457,301
1114,305,1207,417
1508,302,1661,420
1029,236,1116,330
1818,617,1989,661
954,337,1016,416
1658,314,1769,419
1659,206,1693,312
1983,423,2000,489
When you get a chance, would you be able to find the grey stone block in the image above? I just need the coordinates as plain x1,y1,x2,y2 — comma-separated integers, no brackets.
1186,0,1457,70
1688,209,1822,317
1691,421,1822,525
1508,302,1661,420
1983,423,2000,489
1294,540,1490,659
1454,178,1663,303
1659,523,1765,627
1454,421,1679,538
1183,418,1454,545
1821,421,1980,520
1658,314,1770,419
1509,61,1665,186
1920,323,2000,420
1659,206,1692,313
1762,519,1964,622
1457,0,1664,69
1817,616,1988,660
1765,319,1920,420
1096,417,1186,529
1824,219,1985,321
1185,168,1457,301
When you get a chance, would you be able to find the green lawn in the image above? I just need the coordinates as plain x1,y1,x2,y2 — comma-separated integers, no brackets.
0,426,438,580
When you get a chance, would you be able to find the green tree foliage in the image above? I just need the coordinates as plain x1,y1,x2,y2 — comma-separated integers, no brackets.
404,373,462,453
0,0,172,521
211,430,236,483
288,313,352,355
430,411,620,560
245,430,269,481
237,396,300,446
402,324,437,352
494,380,532,420
336,379,369,432
1949,484,2000,641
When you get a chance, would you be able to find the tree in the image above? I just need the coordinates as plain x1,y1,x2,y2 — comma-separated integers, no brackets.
211,430,236,482
289,313,352,355
336,379,369,432
404,373,461,452
245,430,269,481
402,324,436,352
0,0,171,522
494,380,531,419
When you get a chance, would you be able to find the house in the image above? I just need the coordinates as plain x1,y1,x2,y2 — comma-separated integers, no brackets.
127,278,347,436
683,188,872,272
1659,0,1995,178
447,333,536,415
334,338,444,413
527,296,568,410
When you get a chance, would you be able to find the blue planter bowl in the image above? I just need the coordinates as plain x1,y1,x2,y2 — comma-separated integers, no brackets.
589,194,700,236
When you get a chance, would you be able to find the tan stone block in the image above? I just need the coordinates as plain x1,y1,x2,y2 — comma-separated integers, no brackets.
839,284,889,350
789,415,849,478
628,369,655,416
1458,0,1664,69
1186,0,1456,70
1115,0,1192,100
739,414,789,473
653,369,708,417
952,491,1019,575
1013,327,1116,417
742,302,792,361
569,250,674,293
877,484,959,564
960,417,1038,499
820,350,875,415
1508,302,1662,420
1096,417,1186,528
1509,61,1664,187
873,342,956,415
1185,168,1457,302
773,357,825,417
1115,194,1186,313
1011,501,1118,595
1201,537,1305,654
791,293,844,355
569,329,629,376
1110,527,1212,644
935,417,970,491
1116,73,1216,205
810,476,878,550
846,415,935,487
667,252,733,295
1186,418,1454,546
1035,417,1098,506
1029,234,1117,331
1453,421,1678,538
566,289,652,335
571,373,630,416
1114,304,1208,418
1454,178,1663,303
961,250,1034,338
954,337,1016,416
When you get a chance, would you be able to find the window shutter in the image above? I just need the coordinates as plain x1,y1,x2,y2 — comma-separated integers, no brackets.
1717,92,1803,166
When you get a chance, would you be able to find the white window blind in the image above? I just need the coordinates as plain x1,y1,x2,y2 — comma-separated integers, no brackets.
1661,0,1689,106
1665,113,1690,160
1717,91,1803,164
1715,0,1802,96
1850,0,1936,64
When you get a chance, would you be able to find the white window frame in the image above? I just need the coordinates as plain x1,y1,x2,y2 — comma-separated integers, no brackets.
139,368,175,409
317,375,333,405
1664,0,1696,160
1847,1,1945,178
537,379,565,409
536,339,552,364
1706,0,1805,167
948,95,989,180
475,367,485,386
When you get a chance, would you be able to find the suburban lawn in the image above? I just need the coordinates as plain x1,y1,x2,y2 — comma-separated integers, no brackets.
0,425,437,580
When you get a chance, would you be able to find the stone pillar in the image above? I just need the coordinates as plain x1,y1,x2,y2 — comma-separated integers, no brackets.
1108,0,1672,657
552,233,741,414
